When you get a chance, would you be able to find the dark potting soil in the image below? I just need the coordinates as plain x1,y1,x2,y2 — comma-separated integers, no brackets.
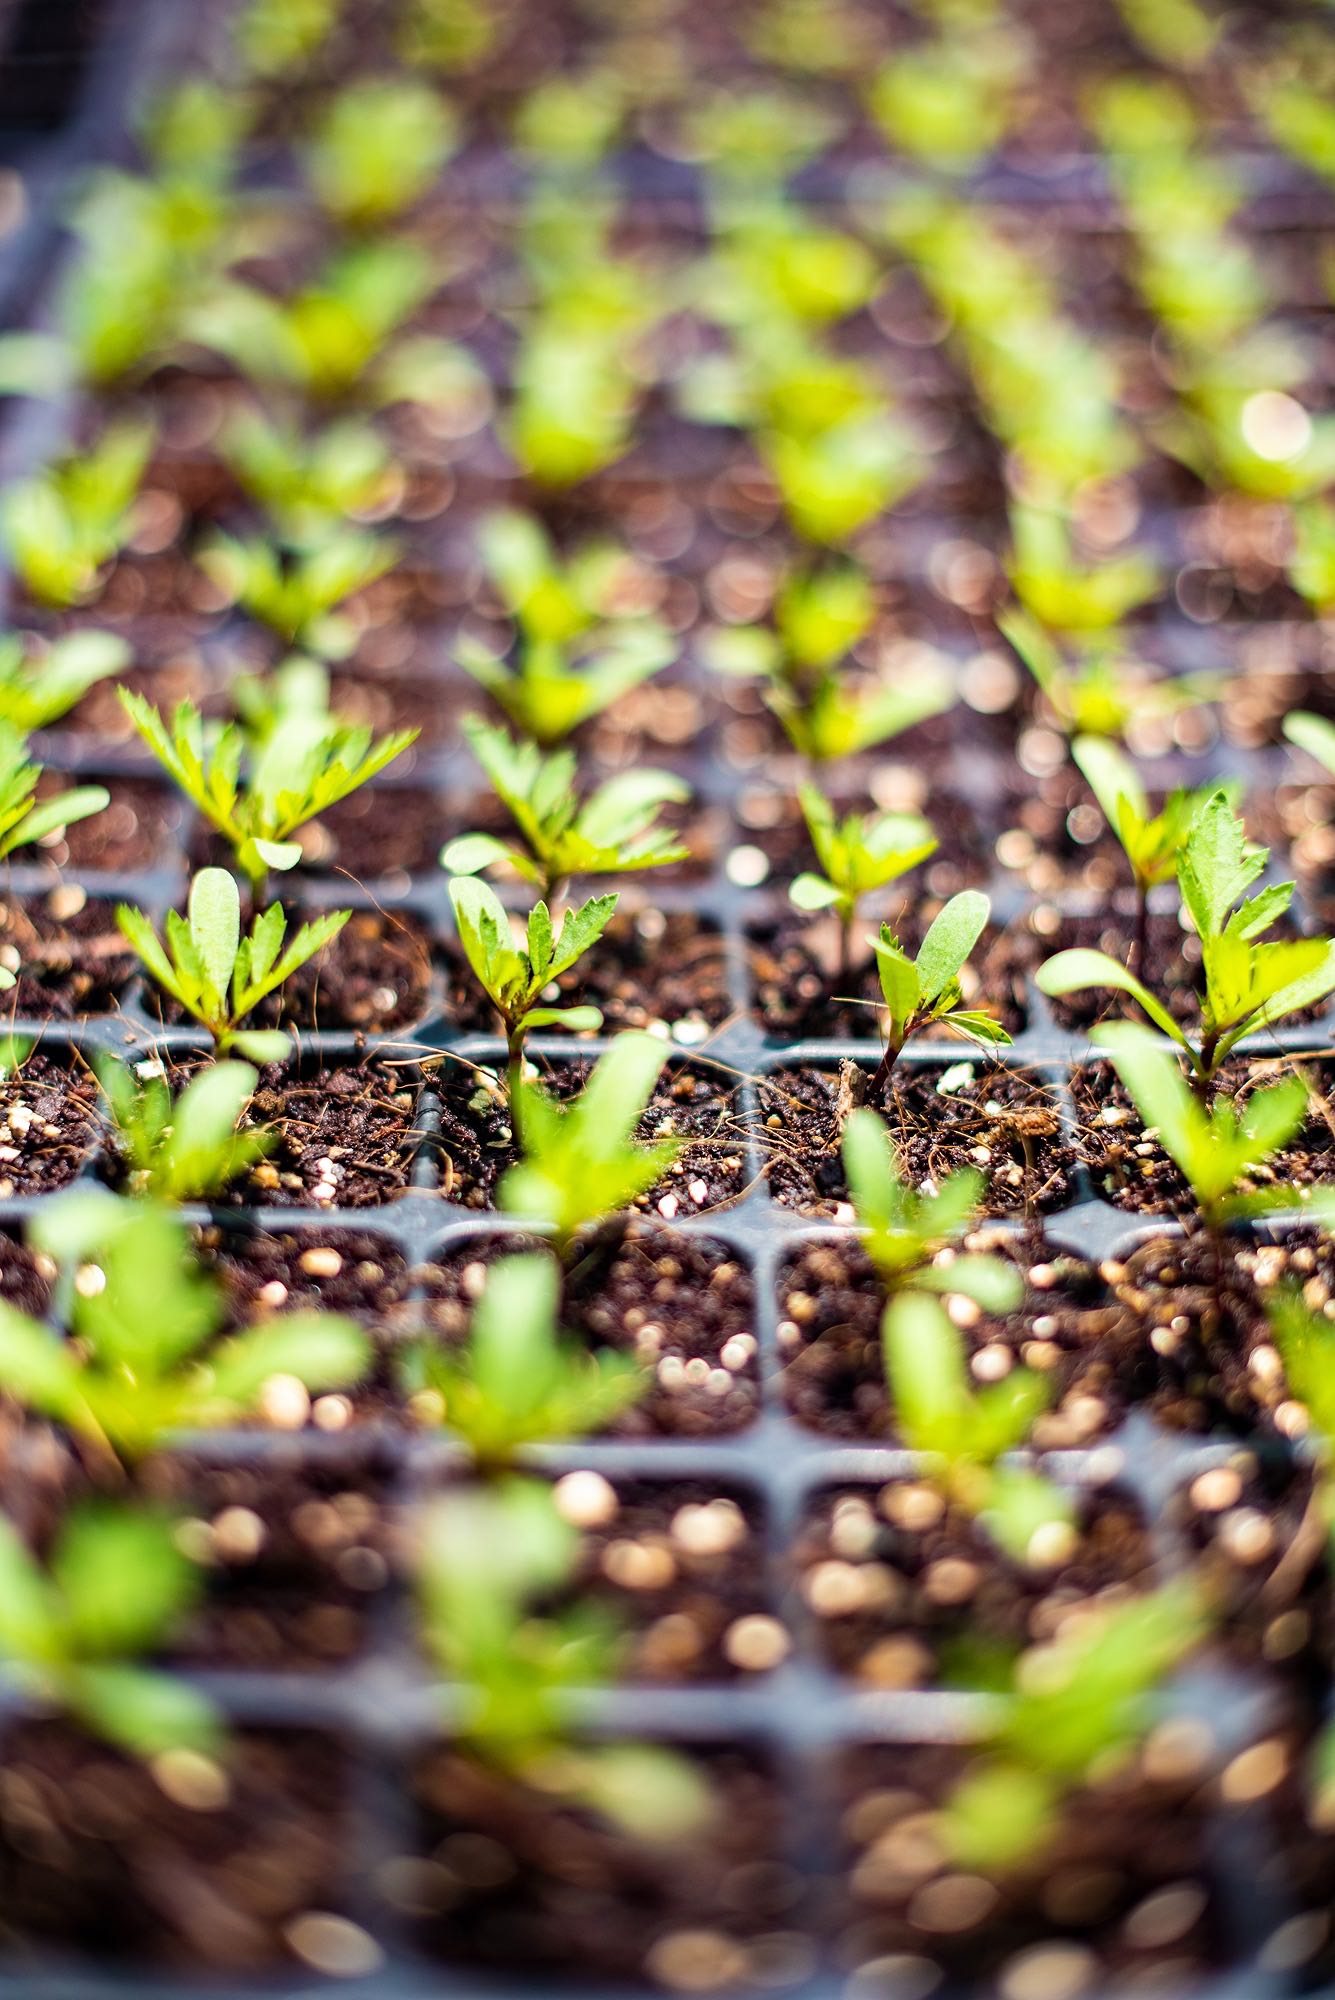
0,1052,101,1195
0,892,136,1017
227,1063,426,1210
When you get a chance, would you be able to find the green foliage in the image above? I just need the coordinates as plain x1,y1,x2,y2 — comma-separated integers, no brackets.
1267,1286,1335,1453
0,631,127,733
774,565,876,674
1072,736,1223,900
399,0,504,71
1113,0,1218,67
1007,506,1161,636
98,1057,273,1203
477,508,632,647
790,782,937,968
419,1477,711,1839
119,689,416,893
1095,1027,1324,1232
0,1196,368,1462
1285,708,1335,781
2,422,153,608
218,405,395,546
842,1107,1023,1310
866,32,1022,173
403,1253,645,1461
459,623,674,747
0,1503,221,1760
707,622,954,764
442,716,688,901
0,727,108,868
448,877,612,1081
198,526,398,655
497,1031,681,1253
870,891,1011,1082
116,867,349,1062
1038,792,1335,1086
884,1292,1070,1564
1000,608,1219,739
304,77,457,229
941,1584,1208,1873
235,0,340,77
1288,501,1335,617
706,202,878,329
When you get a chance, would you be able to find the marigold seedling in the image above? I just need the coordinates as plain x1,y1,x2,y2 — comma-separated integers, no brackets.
1006,506,1161,636
218,405,396,548
0,631,127,734
942,1583,1209,1873
475,507,631,650
1038,791,1335,1096
460,608,674,747
0,1502,221,1760
866,31,1022,174
304,77,457,230
843,1106,1023,1311
1288,501,1335,618
708,622,953,765
419,1477,711,1839
790,782,937,980
198,526,399,656
0,1196,368,1463
402,1253,645,1462
1000,608,1219,740
869,890,1010,1095
0,726,109,867
2,421,153,609
97,1057,274,1203
442,716,689,905
498,1031,682,1255
884,1290,1071,1564
448,876,612,1128
117,867,349,1062
235,0,339,76
119,689,416,895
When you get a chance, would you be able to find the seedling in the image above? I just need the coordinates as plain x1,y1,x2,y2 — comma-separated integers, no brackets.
999,609,1219,741
1072,735,1226,976
869,891,1011,1095
97,1057,274,1203
419,1477,711,1839
884,1290,1072,1564
198,527,399,656
942,1584,1208,1873
709,624,954,765
789,782,937,980
2,422,153,608
1038,792,1335,1097
117,867,349,1062
0,1195,368,1464
1288,501,1335,618
0,1502,220,1760
507,319,642,490
218,405,396,547
235,0,339,77
304,77,457,230
866,31,1022,174
1284,710,1335,786
442,716,688,905
448,877,612,1126
842,1106,1024,1312
0,727,109,862
119,689,416,895
498,1031,682,1255
476,507,639,649
460,625,674,749
402,1253,644,1462
1006,506,1161,636
0,630,127,734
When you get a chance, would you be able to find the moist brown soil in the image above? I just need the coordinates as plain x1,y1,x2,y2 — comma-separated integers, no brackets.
747,914,1031,1042
837,1743,1221,1994
0,1052,101,1195
227,1062,425,1209
432,1059,751,1214
797,1478,1152,1685
0,1231,53,1317
0,1722,353,1969
36,776,185,873
0,893,136,1017
418,1224,758,1436
1073,1058,1335,1214
405,1748,786,1986
758,1063,1075,1218
194,789,442,881
442,906,733,1039
139,1451,392,1671
1039,911,1332,1035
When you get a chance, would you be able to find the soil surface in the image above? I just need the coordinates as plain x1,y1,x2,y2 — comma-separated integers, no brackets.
226,1062,426,1209
748,914,1031,1042
0,893,136,1018
0,1052,101,1194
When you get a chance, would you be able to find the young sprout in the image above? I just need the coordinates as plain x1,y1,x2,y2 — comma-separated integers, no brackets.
303,77,457,230
869,891,1011,1097
842,1107,1024,1312
1288,501,1335,619
866,31,1023,175
0,1195,368,1465
218,405,396,548
97,1057,274,1204
1006,506,1161,636
0,1503,221,1760
117,867,349,1062
0,727,109,863
1071,735,1225,978
118,690,416,895
441,716,688,906
497,1031,682,1257
448,877,612,1126
0,631,128,734
419,1477,711,1840
475,508,629,651
942,1584,1208,1874
2,421,153,609
1038,792,1335,1098
1283,710,1335,786
235,0,340,77
402,1253,644,1464
710,623,953,765
789,782,937,982
999,608,1219,741
198,527,399,657
398,0,503,72
884,1291,1072,1565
